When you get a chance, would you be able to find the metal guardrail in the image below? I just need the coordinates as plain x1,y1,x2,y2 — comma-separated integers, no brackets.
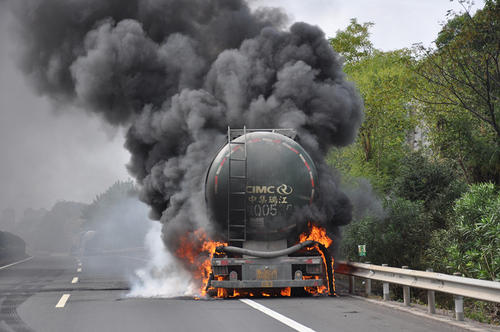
336,261,500,321
336,261,500,303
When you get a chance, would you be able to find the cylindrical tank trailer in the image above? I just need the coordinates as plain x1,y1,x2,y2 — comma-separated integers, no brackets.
205,128,332,295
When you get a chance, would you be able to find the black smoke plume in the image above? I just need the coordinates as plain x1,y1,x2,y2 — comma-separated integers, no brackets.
7,0,363,253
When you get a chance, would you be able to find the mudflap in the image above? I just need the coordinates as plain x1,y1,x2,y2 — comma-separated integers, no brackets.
315,242,335,296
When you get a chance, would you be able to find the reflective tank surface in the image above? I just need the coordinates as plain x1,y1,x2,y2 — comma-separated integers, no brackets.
205,132,318,242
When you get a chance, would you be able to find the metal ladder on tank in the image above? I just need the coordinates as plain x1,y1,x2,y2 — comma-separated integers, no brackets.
227,126,248,245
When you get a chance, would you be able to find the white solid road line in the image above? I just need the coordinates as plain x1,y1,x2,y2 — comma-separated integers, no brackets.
77,267,82,272
55,294,70,308
0,256,33,270
71,277,78,284
239,299,316,332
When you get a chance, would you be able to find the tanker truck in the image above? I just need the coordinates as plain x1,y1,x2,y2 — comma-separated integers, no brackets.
205,127,334,296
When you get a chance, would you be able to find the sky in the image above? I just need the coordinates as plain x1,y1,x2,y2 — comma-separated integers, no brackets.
0,9,130,213
0,0,484,213
250,0,483,50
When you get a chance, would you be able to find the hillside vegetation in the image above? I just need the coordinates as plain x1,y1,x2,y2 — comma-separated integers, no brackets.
329,1,499,323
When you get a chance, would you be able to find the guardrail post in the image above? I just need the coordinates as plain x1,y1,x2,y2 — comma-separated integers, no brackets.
402,266,410,306
453,272,464,321
454,295,464,321
365,278,371,296
349,275,355,294
382,264,389,301
365,261,371,296
426,268,435,314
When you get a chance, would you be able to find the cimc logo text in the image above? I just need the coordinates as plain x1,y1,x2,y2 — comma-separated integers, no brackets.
246,184,293,195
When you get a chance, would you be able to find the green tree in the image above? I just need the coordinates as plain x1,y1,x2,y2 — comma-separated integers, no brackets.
81,180,138,228
329,18,374,64
426,183,500,280
424,183,500,323
329,21,418,191
393,152,466,229
80,180,150,251
415,1,500,183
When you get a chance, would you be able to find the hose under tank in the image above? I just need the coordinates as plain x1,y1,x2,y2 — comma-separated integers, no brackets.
215,240,315,258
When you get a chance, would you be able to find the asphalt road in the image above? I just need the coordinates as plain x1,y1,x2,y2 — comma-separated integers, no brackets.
0,254,495,332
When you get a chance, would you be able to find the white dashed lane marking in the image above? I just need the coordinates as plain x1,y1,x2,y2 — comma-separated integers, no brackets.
55,294,70,308
71,277,78,284
77,267,82,272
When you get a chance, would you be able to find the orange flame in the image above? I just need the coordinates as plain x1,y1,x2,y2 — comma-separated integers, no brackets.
281,287,291,296
229,289,290,298
299,222,333,248
175,229,226,296
299,222,335,296
176,222,335,298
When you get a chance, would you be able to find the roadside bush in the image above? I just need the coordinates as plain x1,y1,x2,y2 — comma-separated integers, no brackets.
447,183,500,281
393,152,466,229
341,197,431,269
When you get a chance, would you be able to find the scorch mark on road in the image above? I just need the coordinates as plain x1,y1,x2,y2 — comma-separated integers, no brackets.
239,299,316,332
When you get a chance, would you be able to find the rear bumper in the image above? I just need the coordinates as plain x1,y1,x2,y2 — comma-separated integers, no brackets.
210,279,324,288
209,255,326,289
